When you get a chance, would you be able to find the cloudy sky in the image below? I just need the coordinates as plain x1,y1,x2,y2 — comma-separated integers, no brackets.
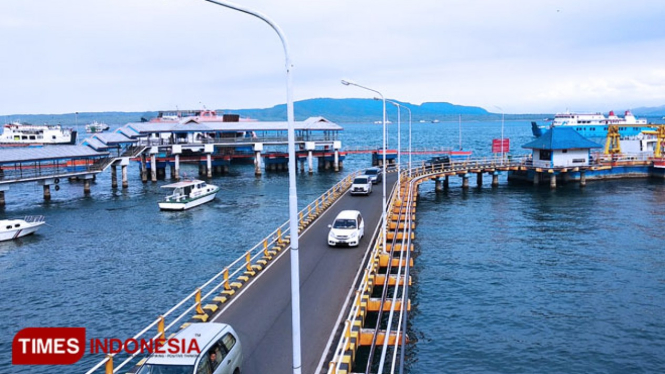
2,0,665,115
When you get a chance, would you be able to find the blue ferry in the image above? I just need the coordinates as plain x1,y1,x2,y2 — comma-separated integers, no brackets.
532,110,651,138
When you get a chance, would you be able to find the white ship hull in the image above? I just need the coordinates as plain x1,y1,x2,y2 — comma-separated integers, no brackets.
158,191,218,211
0,217,45,241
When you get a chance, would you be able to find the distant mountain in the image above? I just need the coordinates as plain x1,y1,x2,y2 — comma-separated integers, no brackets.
223,98,493,122
632,105,665,116
1,98,549,126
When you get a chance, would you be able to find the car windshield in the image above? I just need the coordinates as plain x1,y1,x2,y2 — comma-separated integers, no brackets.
364,169,378,175
333,219,357,229
353,177,369,184
136,364,193,374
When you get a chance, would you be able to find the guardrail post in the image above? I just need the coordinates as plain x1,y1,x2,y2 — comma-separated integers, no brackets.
158,315,165,341
195,288,204,315
263,239,269,256
224,268,230,290
315,200,320,214
245,251,252,271
105,355,113,374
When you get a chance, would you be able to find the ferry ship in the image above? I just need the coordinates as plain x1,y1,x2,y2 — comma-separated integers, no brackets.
532,110,650,138
147,109,254,123
0,122,77,146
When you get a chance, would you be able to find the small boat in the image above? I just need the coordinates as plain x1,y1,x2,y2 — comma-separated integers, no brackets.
0,216,45,241
85,121,110,133
158,179,220,211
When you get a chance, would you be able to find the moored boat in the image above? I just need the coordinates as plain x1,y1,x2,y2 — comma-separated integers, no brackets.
85,121,110,133
158,179,220,211
532,110,651,138
0,122,77,146
0,216,46,241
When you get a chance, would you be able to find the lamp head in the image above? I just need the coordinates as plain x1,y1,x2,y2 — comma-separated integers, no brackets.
340,79,351,86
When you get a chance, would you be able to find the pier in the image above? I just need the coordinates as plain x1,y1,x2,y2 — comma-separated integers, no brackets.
85,152,665,374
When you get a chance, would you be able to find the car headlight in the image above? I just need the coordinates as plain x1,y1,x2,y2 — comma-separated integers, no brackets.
349,231,358,238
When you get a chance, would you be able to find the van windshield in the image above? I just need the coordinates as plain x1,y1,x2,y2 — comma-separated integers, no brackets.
136,364,193,374
364,169,378,175
333,219,357,229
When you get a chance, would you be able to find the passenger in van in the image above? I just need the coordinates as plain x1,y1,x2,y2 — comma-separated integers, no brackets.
208,350,218,373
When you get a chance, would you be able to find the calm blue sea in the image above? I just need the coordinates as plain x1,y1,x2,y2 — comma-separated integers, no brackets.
0,120,664,373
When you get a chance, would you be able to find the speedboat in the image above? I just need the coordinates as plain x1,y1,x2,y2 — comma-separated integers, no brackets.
158,179,220,211
0,216,45,241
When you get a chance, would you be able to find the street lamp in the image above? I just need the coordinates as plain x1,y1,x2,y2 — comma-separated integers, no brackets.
341,79,387,256
203,2,302,373
385,100,404,199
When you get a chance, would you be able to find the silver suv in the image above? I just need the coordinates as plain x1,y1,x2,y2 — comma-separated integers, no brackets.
363,167,383,184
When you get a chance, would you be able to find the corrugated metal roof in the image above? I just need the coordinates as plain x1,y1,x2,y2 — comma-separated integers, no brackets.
522,127,602,150
122,116,343,134
93,132,137,145
0,145,109,164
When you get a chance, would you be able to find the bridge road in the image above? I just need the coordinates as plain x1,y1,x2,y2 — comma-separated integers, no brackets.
211,172,398,374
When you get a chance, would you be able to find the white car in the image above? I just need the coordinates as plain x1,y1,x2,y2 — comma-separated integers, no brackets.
328,210,365,247
137,323,242,374
350,176,372,195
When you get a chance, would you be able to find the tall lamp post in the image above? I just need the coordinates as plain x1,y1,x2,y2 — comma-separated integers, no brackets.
341,80,387,256
203,2,301,373
385,100,405,198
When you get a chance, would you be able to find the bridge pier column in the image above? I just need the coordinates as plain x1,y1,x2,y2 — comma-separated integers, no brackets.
206,154,212,178
444,175,449,188
461,174,469,189
435,179,443,192
121,164,129,189
171,145,181,180
254,152,262,176
533,172,540,186
492,172,499,187
43,184,51,201
140,154,148,183
550,173,557,189
0,190,5,207
299,159,305,173
333,141,341,172
476,172,482,187
82,175,93,195
174,154,180,180
254,143,263,177
580,171,587,187
308,151,313,174
150,154,157,183
111,164,118,189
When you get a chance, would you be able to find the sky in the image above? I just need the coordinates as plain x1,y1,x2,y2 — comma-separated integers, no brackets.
1,0,665,115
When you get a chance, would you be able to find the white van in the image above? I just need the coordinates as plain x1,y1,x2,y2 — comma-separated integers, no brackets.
137,323,242,374
328,210,365,247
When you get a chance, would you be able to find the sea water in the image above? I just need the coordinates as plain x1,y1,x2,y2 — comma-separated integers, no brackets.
0,120,663,373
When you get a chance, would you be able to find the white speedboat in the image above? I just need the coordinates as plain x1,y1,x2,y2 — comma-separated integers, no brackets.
0,216,45,241
158,179,220,211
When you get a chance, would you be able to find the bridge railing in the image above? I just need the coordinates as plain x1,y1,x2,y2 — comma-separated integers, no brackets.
86,169,362,374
